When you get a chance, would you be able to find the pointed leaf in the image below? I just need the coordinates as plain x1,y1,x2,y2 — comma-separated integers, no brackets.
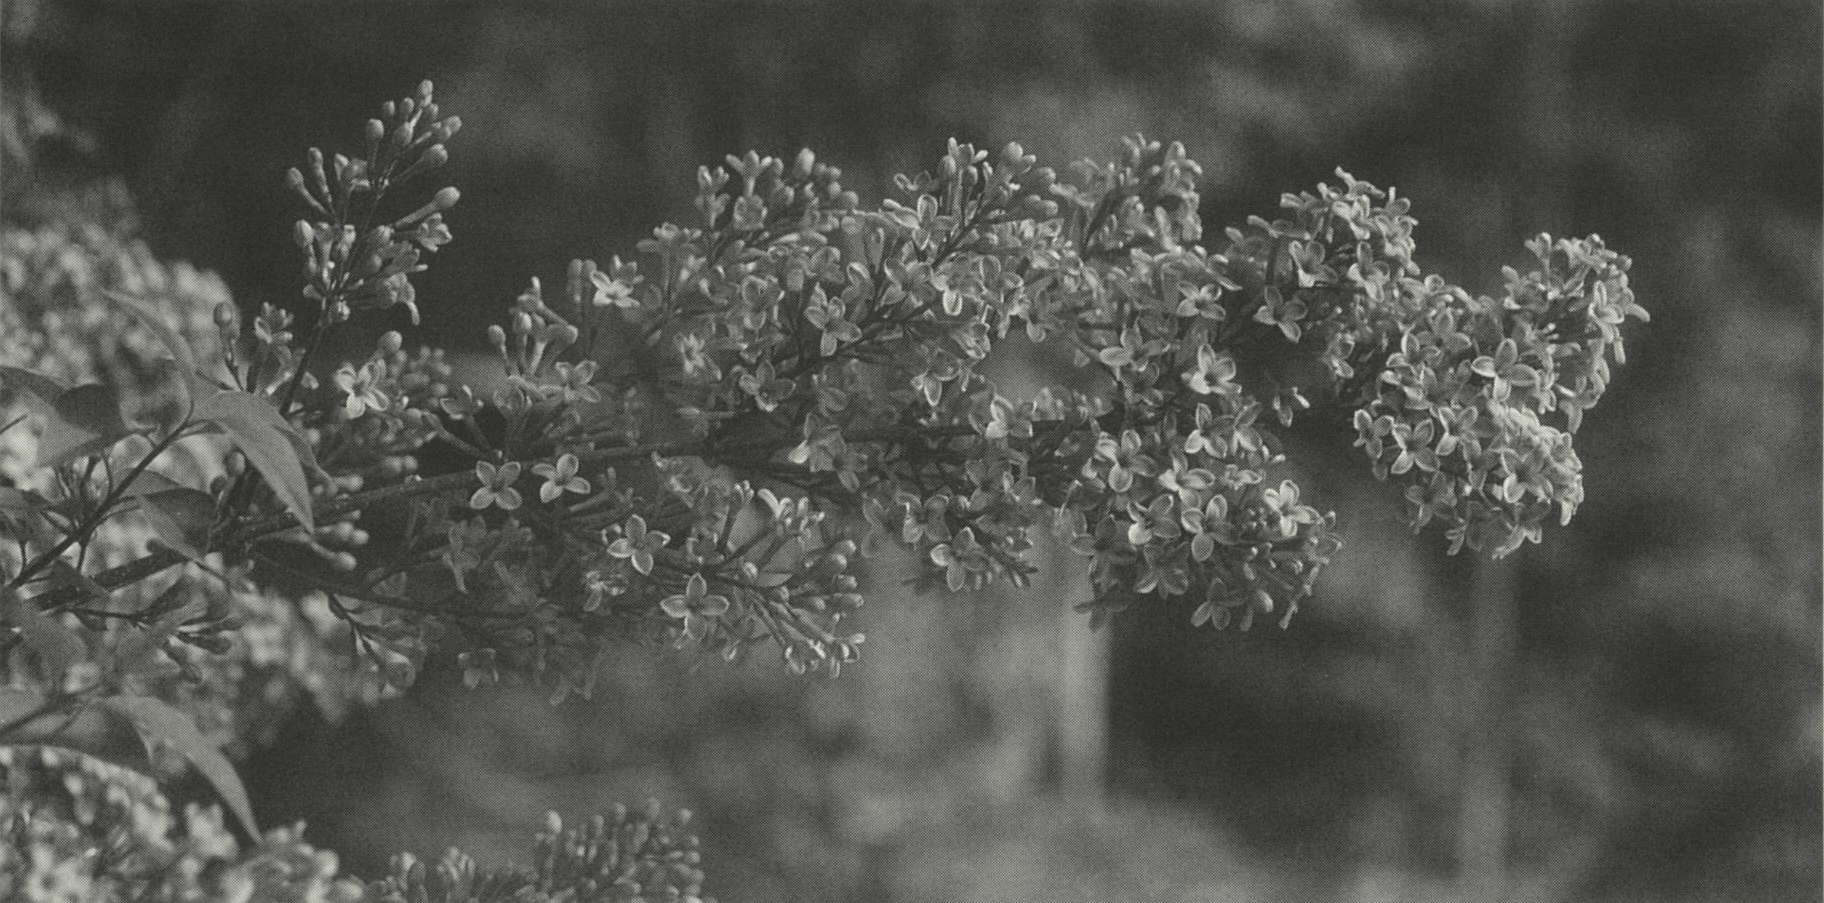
193,390,314,531
45,558,111,606
0,487,52,512
0,365,70,408
1,590,86,680
137,488,217,561
105,290,200,375
100,694,259,839
0,686,48,725
131,359,194,437
118,471,186,497
0,687,118,751
2,368,132,468
39,384,134,467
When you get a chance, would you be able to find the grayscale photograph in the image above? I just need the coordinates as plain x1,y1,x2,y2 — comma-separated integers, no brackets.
0,1,1818,901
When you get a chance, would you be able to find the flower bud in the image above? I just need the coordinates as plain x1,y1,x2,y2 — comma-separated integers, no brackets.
292,220,315,249
378,330,404,354
1250,588,1275,615
430,186,461,211
381,654,414,689
213,301,237,330
285,167,319,211
416,144,449,173
549,323,580,351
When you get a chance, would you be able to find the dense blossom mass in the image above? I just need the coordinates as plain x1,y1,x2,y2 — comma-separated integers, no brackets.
396,130,1641,683
0,81,1645,903
2,84,1647,697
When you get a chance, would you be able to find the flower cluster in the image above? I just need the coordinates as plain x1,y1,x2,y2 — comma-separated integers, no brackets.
0,219,397,753
0,81,1651,903
0,746,710,903
355,134,1643,687
1,85,1647,706
1350,242,1642,554
363,806,708,903
286,80,461,327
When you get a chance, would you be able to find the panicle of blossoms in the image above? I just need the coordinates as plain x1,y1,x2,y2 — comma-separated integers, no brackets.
0,80,1649,712
267,98,1643,689
428,132,1643,682
1,746,712,903
1342,231,1644,557
286,79,461,327
366,804,709,903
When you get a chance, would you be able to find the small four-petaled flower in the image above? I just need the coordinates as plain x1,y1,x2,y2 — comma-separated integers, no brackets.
334,361,390,419
550,361,602,404
590,268,639,308
1184,345,1239,396
533,453,592,503
661,572,730,640
470,461,523,511
606,514,670,575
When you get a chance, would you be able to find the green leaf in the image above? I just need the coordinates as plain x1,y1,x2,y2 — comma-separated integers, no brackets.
0,368,135,467
0,486,52,512
0,687,116,750
100,694,259,840
41,384,135,468
0,365,71,407
118,471,186,497
0,686,48,726
193,390,314,531
137,488,216,561
0,590,86,680
135,359,194,438
45,559,111,607
105,290,200,375
108,296,200,434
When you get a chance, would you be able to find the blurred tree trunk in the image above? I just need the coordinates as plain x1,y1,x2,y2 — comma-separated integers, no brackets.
1054,551,1107,804
1454,556,1517,900
1455,2,1575,897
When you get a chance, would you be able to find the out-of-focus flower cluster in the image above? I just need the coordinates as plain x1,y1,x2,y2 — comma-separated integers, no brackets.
364,807,709,903
0,219,400,753
0,747,709,903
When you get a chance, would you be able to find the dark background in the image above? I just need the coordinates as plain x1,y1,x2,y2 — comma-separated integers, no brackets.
5,2,1820,901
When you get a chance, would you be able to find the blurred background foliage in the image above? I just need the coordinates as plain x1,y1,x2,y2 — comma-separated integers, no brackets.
3,1,1819,901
